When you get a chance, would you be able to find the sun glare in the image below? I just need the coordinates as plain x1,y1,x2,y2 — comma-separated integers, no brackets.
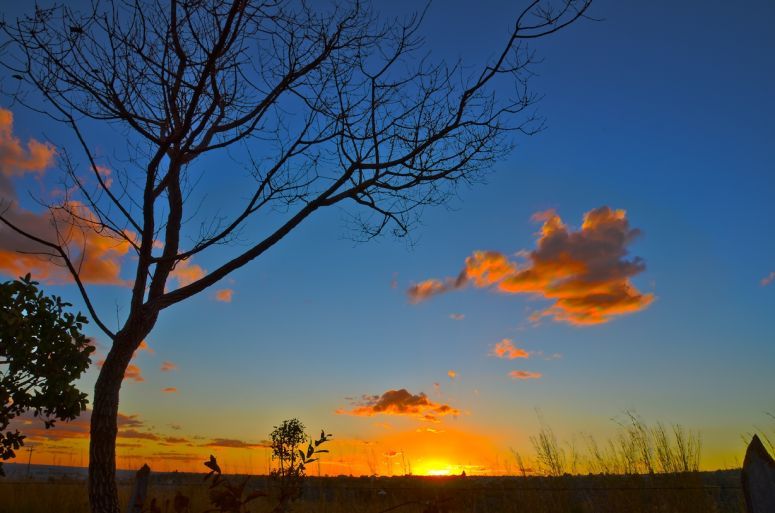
414,460,456,476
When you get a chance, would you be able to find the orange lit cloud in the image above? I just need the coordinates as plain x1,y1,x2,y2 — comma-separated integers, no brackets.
0,202,133,285
0,110,132,285
170,259,205,287
407,275,467,303
762,272,775,286
408,207,653,325
449,313,465,320
491,339,529,360
509,370,542,380
215,288,234,302
96,360,144,383
124,364,144,382
162,387,178,393
137,340,154,354
447,370,457,380
160,361,177,372
0,108,56,176
337,389,460,422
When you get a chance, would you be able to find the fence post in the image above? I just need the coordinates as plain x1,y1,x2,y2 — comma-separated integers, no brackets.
742,435,775,513
126,463,151,513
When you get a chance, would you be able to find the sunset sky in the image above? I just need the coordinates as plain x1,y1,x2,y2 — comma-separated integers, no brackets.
2,0,774,476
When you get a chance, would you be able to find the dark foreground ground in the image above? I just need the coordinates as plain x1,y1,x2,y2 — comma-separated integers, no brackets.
0,465,745,513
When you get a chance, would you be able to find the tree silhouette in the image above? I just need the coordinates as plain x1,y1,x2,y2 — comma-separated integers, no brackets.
269,419,331,509
0,1,591,511
0,274,93,476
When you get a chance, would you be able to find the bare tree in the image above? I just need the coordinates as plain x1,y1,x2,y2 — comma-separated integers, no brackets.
0,1,591,511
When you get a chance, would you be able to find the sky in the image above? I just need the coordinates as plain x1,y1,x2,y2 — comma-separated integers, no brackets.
1,0,774,476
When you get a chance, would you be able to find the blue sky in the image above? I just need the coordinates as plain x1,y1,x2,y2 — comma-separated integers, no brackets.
1,0,774,473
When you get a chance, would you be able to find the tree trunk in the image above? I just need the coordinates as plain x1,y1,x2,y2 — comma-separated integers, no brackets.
88,330,143,513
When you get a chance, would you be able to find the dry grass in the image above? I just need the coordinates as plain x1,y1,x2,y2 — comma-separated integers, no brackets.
0,471,746,513
527,412,702,477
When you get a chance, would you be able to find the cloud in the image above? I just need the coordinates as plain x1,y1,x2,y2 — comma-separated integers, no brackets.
163,436,191,445
0,200,134,285
0,110,132,285
215,288,234,302
162,387,178,393
170,259,205,287
337,389,460,422
118,429,159,441
10,409,143,441
408,207,653,325
532,351,563,361
447,370,457,380
407,275,467,303
160,361,177,372
137,340,154,354
449,313,465,321
0,108,56,176
96,360,144,383
762,272,775,287
203,438,271,449
508,370,542,380
490,339,529,360
124,364,144,382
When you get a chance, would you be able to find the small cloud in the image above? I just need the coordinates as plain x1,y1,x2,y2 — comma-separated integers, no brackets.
170,259,205,288
124,364,144,382
447,370,457,380
95,165,113,188
162,436,191,445
169,424,182,431
490,339,529,360
509,370,542,380
162,387,178,393
97,360,144,382
137,340,154,354
118,429,159,441
203,438,270,449
407,275,466,304
449,313,465,321
390,272,398,289
533,351,563,361
215,288,234,302
160,361,177,372
762,272,775,287
337,389,460,422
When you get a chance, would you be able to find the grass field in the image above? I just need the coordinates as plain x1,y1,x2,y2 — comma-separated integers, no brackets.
0,471,746,513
